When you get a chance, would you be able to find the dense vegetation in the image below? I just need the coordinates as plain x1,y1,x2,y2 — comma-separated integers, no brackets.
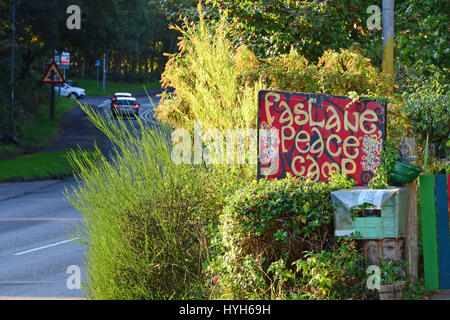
0,0,179,139
50,0,450,300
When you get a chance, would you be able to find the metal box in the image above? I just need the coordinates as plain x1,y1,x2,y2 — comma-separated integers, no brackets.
331,187,408,239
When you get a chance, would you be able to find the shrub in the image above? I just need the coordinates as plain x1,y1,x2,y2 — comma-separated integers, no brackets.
263,46,390,97
291,239,374,300
402,82,450,156
368,142,400,189
316,47,390,96
156,8,262,131
66,104,249,299
263,50,318,93
209,172,356,299
156,12,391,132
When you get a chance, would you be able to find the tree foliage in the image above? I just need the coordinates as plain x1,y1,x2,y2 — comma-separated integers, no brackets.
0,0,178,133
395,0,449,81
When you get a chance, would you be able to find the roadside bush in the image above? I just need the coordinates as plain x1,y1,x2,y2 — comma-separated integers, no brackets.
209,172,360,299
402,81,450,157
66,104,250,299
263,46,390,97
156,12,391,133
291,239,373,300
156,11,262,131
263,50,318,93
0,74,47,136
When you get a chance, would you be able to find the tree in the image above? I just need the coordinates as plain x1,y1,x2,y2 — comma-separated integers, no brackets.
395,0,449,82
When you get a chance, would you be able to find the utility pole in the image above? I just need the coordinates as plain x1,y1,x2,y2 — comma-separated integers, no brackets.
383,0,419,281
382,0,394,94
9,0,16,139
97,65,99,89
103,53,106,92
50,49,55,119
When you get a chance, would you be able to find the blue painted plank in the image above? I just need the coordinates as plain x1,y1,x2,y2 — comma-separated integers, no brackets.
435,175,450,289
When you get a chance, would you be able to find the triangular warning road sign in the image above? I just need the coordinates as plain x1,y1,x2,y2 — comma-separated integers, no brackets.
41,61,66,84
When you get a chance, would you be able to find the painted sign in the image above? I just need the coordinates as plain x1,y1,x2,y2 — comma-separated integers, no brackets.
257,90,386,186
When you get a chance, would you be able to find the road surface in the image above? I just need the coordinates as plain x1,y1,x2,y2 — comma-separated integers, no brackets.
0,92,161,299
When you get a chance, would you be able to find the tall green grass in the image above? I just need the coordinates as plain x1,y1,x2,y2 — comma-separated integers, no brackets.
156,5,262,131
65,103,247,299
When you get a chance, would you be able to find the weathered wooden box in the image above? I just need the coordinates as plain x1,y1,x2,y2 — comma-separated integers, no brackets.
331,187,408,239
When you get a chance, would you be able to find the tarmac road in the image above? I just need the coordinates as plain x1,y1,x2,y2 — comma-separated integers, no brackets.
0,91,162,299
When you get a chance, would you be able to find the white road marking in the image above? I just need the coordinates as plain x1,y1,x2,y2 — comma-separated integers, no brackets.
97,99,111,108
13,238,79,256
139,107,159,125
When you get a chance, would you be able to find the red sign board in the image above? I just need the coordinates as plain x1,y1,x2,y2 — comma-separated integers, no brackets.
41,61,65,84
258,90,386,186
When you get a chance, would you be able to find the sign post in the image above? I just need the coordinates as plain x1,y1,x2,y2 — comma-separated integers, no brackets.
60,51,70,79
41,61,65,119
102,53,106,92
9,0,16,139
54,53,61,96
95,60,101,89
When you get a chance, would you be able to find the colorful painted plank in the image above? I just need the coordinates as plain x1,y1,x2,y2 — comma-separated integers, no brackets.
448,175,450,232
435,174,450,289
419,174,439,290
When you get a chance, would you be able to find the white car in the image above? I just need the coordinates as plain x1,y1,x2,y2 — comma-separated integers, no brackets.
55,83,86,99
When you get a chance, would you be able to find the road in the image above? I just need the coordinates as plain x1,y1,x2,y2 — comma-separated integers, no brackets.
0,92,161,299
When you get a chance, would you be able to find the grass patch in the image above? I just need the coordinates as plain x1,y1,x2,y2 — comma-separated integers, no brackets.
20,98,76,148
71,79,160,96
0,144,21,157
0,148,97,182
0,98,76,158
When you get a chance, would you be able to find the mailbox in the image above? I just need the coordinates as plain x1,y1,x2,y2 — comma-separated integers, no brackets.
331,187,408,239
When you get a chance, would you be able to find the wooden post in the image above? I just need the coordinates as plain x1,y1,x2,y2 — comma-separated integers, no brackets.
400,137,419,281
50,83,55,119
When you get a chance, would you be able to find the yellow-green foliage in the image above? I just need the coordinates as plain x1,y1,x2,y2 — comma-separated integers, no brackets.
157,9,262,131
263,50,318,93
316,48,391,96
157,9,391,132
264,47,390,97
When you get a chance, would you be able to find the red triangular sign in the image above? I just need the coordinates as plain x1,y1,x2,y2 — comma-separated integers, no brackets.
41,61,66,84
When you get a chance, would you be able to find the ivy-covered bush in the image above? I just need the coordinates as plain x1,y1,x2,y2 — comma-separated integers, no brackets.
291,239,374,300
209,173,366,299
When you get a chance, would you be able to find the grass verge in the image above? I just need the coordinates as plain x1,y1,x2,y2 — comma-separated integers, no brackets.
71,79,160,96
0,149,97,182
0,98,77,157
